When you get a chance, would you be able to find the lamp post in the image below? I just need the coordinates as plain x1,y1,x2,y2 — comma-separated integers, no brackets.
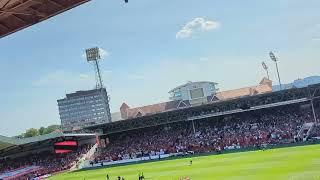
261,61,270,79
308,86,318,123
269,51,282,90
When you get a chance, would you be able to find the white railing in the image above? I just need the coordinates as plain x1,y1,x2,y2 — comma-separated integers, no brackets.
70,143,98,171
306,123,315,139
298,123,314,141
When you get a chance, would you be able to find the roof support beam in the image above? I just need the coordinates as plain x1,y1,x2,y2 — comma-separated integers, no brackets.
0,9,45,17
45,0,65,9
0,0,92,38
12,14,27,24
0,22,9,31
0,0,41,18
0,0,12,9
27,7,46,17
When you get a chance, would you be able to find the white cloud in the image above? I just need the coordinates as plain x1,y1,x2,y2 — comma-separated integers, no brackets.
81,53,86,59
81,48,110,59
99,48,110,59
176,18,220,39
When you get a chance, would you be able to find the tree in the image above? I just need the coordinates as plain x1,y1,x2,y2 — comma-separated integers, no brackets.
24,128,39,138
44,125,61,134
38,127,45,135
18,125,62,138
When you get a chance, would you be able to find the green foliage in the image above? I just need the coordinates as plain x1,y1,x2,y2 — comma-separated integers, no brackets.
44,125,61,134
24,128,39,138
39,127,45,135
20,125,61,138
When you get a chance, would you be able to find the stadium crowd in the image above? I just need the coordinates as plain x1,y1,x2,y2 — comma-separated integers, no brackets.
90,85,320,134
0,144,93,178
1,90,319,179
310,124,320,138
94,104,319,162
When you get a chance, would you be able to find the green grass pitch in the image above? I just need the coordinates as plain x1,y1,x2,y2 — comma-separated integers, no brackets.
51,144,320,180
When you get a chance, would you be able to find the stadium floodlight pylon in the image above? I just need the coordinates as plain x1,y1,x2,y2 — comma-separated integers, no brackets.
85,47,104,89
261,61,270,79
269,51,282,90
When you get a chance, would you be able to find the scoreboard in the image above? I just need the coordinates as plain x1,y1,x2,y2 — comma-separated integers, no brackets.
54,141,78,154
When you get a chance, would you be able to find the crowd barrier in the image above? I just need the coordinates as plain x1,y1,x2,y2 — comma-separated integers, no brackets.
82,154,170,169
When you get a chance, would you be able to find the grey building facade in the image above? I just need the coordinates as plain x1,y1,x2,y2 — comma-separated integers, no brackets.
57,88,112,131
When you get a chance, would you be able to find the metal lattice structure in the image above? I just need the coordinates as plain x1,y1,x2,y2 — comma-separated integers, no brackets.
84,47,112,125
85,47,104,89
0,0,91,38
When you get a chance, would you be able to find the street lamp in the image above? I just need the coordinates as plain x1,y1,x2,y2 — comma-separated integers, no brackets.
261,61,270,79
269,51,282,90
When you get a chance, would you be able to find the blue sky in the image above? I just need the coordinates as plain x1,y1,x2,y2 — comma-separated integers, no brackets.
0,0,319,136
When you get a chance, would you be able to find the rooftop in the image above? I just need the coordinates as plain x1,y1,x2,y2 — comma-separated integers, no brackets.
169,81,218,93
0,0,91,38
0,132,95,152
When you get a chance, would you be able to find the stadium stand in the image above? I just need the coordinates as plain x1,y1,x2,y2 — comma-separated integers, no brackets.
1,84,320,177
309,124,320,139
119,78,273,120
0,133,96,179
93,103,319,164
85,83,320,134
75,83,320,168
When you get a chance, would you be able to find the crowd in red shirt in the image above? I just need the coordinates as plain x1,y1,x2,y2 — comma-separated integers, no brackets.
95,105,319,162
1,105,319,179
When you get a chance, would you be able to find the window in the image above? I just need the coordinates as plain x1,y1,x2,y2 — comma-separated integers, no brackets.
190,88,204,99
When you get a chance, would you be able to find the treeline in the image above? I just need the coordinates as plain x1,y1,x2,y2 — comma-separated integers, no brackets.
17,125,61,138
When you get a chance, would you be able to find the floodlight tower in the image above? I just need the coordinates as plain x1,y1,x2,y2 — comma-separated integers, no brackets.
85,47,104,89
261,61,270,79
269,51,282,90
85,47,112,124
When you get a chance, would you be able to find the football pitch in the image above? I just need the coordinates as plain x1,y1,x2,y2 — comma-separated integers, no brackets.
51,144,320,180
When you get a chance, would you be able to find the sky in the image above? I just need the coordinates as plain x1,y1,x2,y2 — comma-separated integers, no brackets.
0,0,320,136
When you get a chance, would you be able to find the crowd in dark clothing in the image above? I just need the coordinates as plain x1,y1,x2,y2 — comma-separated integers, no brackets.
95,104,319,162
0,145,92,178
310,124,320,138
